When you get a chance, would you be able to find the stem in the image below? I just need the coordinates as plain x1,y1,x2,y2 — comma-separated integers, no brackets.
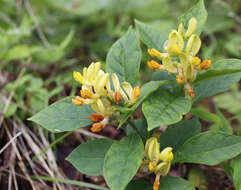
32,131,72,162
127,119,144,142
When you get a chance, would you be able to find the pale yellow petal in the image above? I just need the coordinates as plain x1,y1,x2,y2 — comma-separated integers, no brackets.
185,34,201,56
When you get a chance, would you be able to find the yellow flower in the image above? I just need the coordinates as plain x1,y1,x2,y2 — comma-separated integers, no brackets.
167,30,184,56
185,34,201,57
111,74,140,106
162,56,178,74
159,147,174,162
185,17,197,38
144,137,174,190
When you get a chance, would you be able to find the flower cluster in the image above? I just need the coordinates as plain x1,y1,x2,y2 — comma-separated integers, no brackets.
143,137,174,190
72,62,140,132
147,17,212,98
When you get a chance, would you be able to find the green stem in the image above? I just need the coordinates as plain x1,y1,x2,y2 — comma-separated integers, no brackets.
32,131,72,161
31,176,110,190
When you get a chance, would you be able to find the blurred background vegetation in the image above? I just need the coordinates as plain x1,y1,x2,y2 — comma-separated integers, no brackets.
0,0,241,189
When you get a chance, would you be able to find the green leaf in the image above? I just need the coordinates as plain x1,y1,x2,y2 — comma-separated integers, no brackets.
103,134,144,190
152,70,182,95
60,29,75,49
190,107,220,123
175,131,241,165
213,108,232,134
118,81,169,128
4,45,31,61
187,168,207,190
29,97,93,132
159,118,201,153
213,84,241,115
66,139,113,176
143,90,192,131
5,103,18,118
106,28,141,86
126,179,152,190
135,19,167,51
232,154,241,190
178,0,207,35
191,107,232,134
193,59,241,101
159,176,195,190
126,118,149,142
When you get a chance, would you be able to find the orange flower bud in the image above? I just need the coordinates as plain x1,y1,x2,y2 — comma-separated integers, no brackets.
147,60,162,70
89,113,104,122
176,75,183,84
72,96,84,106
187,88,195,99
91,122,104,133
114,92,122,103
80,90,92,98
133,86,140,98
148,48,162,58
200,59,212,70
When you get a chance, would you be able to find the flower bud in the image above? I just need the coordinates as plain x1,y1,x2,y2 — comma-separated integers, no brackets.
72,96,85,106
159,147,174,162
89,113,104,122
176,75,183,84
147,60,162,70
200,59,212,70
155,162,171,176
178,23,185,36
148,48,162,58
191,56,201,66
114,92,122,103
145,137,160,162
133,86,140,99
91,122,104,132
73,71,84,84
185,17,197,38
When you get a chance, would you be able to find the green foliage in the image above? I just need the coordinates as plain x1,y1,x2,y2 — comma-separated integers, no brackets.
232,154,241,190
103,134,144,190
126,179,152,190
66,139,113,176
159,118,201,152
5,103,18,118
135,20,167,51
126,118,149,142
106,28,141,86
190,107,233,134
29,97,93,132
118,80,169,127
178,0,207,35
193,59,241,101
9,0,240,189
175,132,241,165
159,176,195,190
143,90,192,131
188,168,207,190
3,45,31,61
